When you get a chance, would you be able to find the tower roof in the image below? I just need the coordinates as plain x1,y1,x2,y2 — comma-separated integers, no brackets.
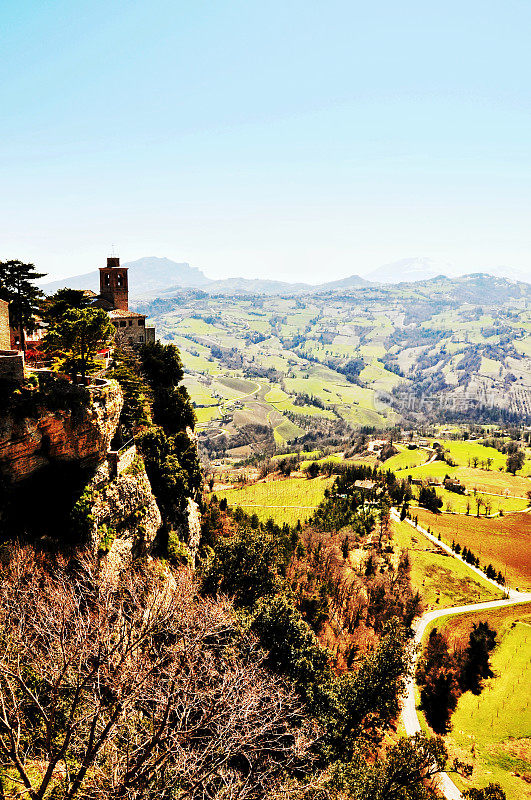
101,256,125,270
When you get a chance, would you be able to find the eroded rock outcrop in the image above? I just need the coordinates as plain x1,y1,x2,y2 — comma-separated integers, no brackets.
179,498,202,565
87,458,163,585
0,381,122,483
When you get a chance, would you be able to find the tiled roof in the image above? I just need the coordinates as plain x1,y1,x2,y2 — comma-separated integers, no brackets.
108,309,146,319
354,479,377,490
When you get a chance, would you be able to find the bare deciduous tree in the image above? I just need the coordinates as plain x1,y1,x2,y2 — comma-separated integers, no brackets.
0,548,314,799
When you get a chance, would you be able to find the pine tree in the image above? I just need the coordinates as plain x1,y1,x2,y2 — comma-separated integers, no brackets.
0,260,46,350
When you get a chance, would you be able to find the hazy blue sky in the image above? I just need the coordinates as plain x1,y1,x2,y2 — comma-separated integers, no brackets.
2,0,531,282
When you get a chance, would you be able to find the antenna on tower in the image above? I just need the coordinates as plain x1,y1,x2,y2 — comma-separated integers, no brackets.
109,243,118,258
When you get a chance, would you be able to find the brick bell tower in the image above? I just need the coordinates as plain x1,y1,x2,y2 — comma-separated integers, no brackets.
99,256,129,311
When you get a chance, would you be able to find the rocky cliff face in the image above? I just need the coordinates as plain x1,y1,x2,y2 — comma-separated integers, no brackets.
0,381,122,483
0,378,203,580
86,459,162,584
179,498,202,565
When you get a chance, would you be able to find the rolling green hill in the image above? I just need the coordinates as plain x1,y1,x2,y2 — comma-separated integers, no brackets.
135,274,531,456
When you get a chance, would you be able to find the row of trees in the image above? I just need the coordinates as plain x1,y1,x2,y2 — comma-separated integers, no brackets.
450,540,505,584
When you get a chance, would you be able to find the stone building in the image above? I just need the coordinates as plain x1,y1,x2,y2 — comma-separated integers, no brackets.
0,298,25,381
91,257,155,346
0,300,10,351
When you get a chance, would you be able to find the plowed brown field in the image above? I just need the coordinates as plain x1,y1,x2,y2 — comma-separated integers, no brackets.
415,509,531,591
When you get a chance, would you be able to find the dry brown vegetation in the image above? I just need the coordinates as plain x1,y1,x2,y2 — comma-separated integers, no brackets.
0,547,315,800
287,527,422,671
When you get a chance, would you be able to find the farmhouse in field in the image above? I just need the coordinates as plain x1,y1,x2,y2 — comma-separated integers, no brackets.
354,479,377,491
444,477,466,494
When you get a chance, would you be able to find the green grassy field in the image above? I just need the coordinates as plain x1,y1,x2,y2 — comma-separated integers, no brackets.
391,519,501,608
269,398,336,418
358,360,405,391
213,476,333,526
439,440,508,470
425,604,531,800
393,461,455,481
413,489,528,516
194,406,220,424
273,418,304,445
383,447,432,471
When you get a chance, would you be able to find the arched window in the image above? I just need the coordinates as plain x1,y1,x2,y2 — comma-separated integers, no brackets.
104,274,110,287
117,273,123,287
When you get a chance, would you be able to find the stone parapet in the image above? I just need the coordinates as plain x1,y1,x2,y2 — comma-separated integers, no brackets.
0,350,24,382
107,443,137,478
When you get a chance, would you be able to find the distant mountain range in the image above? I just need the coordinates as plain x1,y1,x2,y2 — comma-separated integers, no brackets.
41,257,210,296
367,257,454,284
367,256,530,284
40,255,530,298
40,256,371,298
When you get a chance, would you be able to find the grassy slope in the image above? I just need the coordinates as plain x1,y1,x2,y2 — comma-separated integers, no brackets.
384,447,433,471
213,476,333,526
391,518,500,608
414,489,528,515
425,604,531,800
439,440,508,470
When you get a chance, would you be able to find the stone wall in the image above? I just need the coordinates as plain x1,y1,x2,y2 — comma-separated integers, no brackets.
107,443,137,478
0,301,10,350
0,350,24,382
0,380,123,483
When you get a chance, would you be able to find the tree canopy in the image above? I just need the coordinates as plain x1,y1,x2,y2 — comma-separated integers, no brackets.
43,306,114,381
0,260,46,350
41,287,90,326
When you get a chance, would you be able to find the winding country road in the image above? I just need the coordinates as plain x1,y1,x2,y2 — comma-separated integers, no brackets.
392,509,531,799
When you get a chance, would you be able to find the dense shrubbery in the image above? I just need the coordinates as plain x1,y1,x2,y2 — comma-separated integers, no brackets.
138,426,201,521
201,512,415,763
108,341,200,552
0,371,91,417
200,477,434,786
418,486,443,513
